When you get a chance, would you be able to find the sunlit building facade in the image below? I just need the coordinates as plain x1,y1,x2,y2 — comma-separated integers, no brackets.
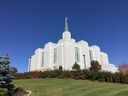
28,18,118,73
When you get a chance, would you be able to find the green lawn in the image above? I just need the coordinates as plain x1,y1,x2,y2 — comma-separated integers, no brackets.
14,78,128,96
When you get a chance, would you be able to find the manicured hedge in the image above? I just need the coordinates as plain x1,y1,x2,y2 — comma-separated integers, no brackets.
14,70,128,84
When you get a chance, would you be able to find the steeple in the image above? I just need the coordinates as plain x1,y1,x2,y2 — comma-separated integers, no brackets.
62,17,71,40
64,17,69,31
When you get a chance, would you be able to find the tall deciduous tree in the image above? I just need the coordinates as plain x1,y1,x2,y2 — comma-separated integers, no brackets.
119,64,128,74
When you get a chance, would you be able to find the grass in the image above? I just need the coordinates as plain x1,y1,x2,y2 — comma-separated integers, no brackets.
14,78,128,96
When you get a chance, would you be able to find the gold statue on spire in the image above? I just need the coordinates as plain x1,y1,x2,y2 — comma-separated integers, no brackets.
64,17,69,31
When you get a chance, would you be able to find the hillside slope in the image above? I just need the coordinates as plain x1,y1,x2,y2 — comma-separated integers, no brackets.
14,79,128,96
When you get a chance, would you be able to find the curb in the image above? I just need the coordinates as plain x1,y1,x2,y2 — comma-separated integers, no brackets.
26,90,31,96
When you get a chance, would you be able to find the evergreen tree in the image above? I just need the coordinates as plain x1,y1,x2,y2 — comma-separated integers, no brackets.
10,67,17,75
58,65,63,71
0,52,14,95
72,62,80,70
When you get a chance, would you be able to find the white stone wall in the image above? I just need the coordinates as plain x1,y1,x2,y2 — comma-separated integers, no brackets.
101,52,109,65
77,40,91,69
62,41,76,70
90,45,102,65
30,55,35,71
44,42,55,70
28,19,118,73
34,48,43,70
29,39,118,73
29,38,118,73
102,64,118,73
28,58,31,72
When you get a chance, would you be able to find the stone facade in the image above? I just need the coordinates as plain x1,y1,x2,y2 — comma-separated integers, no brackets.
28,18,118,73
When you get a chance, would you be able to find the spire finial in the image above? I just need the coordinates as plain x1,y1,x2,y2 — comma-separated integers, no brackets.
65,17,69,31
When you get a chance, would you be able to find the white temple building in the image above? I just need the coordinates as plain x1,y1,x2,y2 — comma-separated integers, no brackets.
28,18,118,73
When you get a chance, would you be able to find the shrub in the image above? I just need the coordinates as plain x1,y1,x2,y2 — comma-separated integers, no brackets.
73,70,87,80
90,71,98,81
104,72,113,82
90,60,101,72
13,87,29,96
72,62,80,70
97,72,105,82
0,88,8,96
14,69,128,84
119,64,128,74
59,66,63,71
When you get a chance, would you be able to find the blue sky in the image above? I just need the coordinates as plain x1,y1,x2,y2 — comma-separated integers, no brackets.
0,0,128,72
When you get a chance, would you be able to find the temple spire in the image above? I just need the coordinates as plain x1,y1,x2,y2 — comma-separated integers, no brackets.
63,17,71,40
64,17,69,31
